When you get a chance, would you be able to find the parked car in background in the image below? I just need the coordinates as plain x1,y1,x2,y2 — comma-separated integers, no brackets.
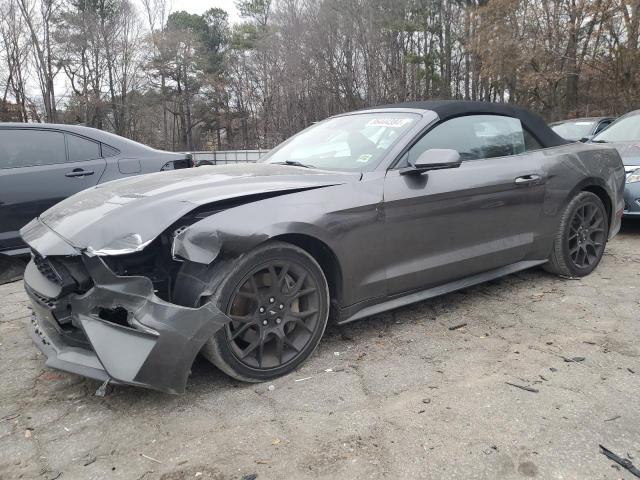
550,116,615,142
591,110,640,217
0,123,192,255
20,101,625,394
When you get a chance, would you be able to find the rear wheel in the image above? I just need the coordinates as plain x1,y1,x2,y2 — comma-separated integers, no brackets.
545,191,608,278
176,241,330,382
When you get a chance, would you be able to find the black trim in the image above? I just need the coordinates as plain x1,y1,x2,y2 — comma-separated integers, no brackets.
366,100,568,149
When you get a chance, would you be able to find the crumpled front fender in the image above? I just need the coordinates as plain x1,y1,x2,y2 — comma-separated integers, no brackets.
26,254,231,394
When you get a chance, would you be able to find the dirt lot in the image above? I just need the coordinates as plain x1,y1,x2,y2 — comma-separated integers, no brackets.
1,223,639,480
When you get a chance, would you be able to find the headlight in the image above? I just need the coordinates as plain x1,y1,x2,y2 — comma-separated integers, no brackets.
88,233,151,256
627,169,640,184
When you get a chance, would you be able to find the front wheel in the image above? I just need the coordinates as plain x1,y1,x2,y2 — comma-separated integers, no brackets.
544,191,609,278
176,241,330,382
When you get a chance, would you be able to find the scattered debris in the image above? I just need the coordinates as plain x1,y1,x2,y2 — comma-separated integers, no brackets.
628,368,636,374
267,385,275,391
241,474,258,480
82,455,97,466
255,460,270,465
24,429,32,438
539,375,548,381
604,415,621,422
333,351,340,356
448,323,467,331
324,368,333,372
95,379,112,397
418,410,426,414
1,412,20,422
563,356,585,363
505,382,539,393
294,377,312,382
549,367,558,372
140,453,162,464
583,341,597,345
271,438,281,445
422,398,431,404
599,445,640,478
46,471,62,480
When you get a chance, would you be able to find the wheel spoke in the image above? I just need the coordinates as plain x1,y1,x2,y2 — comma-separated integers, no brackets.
291,287,316,299
288,272,307,295
277,263,290,288
239,338,260,359
275,334,285,364
230,322,254,341
289,308,318,319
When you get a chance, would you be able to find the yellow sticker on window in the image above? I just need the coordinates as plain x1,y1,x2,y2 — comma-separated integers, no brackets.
357,154,372,163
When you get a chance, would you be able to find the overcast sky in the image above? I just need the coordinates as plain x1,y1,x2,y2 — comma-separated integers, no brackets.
156,0,241,22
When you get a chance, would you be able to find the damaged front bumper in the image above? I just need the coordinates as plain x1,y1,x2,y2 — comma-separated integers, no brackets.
24,248,229,394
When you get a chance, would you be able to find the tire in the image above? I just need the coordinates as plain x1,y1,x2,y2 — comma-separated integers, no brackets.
544,191,609,278
174,241,330,382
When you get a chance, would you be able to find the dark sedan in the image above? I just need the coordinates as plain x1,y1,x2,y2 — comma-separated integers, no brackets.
0,123,192,255
550,117,615,142
21,101,625,393
590,110,640,217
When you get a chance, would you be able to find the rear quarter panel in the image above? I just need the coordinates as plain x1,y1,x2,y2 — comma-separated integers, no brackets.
531,143,624,258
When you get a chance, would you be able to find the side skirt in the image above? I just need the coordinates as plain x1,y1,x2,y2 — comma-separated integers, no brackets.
338,260,547,325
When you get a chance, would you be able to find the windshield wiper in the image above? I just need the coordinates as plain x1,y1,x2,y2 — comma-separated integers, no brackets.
272,160,314,169
591,139,608,143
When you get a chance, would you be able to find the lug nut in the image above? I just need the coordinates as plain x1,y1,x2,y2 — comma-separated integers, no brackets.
276,318,281,324
269,297,275,303
259,307,265,313
279,304,284,310
262,320,268,326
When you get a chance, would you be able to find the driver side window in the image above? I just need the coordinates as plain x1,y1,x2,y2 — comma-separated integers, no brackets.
402,115,540,167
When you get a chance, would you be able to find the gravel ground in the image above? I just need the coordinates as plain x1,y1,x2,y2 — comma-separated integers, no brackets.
1,222,639,480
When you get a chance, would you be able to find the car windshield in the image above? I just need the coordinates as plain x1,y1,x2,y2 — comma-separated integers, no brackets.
262,112,421,171
550,120,596,141
593,112,640,143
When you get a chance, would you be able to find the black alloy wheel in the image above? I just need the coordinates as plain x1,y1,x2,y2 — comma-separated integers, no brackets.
225,259,322,369
545,191,609,277
567,201,607,270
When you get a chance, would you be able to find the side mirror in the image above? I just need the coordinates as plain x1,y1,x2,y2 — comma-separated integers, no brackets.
400,149,461,175
580,135,594,143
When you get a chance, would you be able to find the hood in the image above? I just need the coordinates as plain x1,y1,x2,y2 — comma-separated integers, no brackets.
29,163,358,254
608,142,640,167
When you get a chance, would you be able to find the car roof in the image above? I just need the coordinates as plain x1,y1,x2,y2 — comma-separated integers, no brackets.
363,100,568,148
0,122,155,154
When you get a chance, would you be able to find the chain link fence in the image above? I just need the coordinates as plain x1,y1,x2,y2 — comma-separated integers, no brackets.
188,150,270,166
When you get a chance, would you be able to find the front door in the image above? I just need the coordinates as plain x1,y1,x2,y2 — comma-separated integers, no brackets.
383,114,547,296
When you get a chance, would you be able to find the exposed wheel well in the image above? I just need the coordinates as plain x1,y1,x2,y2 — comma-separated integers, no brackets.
582,185,612,227
272,234,343,314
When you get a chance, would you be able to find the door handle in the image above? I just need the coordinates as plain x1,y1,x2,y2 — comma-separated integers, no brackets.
65,169,94,178
514,174,542,185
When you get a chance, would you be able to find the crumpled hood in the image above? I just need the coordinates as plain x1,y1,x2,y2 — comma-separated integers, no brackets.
31,163,357,253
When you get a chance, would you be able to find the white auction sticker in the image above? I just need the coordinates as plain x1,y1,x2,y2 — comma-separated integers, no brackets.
366,118,412,128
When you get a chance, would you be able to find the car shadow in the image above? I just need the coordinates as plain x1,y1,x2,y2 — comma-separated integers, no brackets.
620,218,640,235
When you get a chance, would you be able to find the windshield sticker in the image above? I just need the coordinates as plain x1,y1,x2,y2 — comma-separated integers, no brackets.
366,118,412,128
357,154,373,163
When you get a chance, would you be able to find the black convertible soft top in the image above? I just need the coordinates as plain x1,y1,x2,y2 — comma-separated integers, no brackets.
370,100,568,148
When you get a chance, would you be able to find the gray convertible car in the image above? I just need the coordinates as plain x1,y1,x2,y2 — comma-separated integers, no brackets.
21,101,625,394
